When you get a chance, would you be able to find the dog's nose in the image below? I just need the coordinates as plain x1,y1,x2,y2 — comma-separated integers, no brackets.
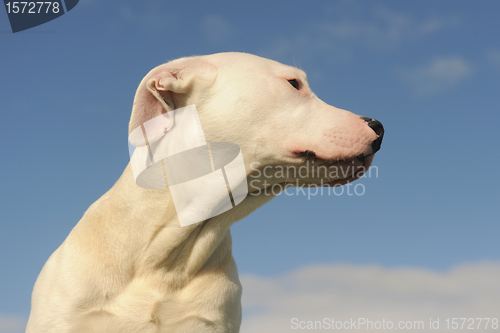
361,117,384,154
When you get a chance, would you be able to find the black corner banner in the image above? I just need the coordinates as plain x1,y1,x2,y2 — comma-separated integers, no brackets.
3,0,79,33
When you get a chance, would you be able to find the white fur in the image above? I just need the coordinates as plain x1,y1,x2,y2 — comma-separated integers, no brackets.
27,52,380,333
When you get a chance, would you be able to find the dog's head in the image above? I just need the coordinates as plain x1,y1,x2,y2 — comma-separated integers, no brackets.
129,52,384,194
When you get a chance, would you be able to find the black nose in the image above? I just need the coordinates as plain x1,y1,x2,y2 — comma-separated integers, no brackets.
361,117,384,154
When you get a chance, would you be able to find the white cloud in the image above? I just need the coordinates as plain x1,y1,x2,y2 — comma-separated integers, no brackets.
259,32,351,66
321,8,459,48
201,15,236,44
0,315,26,333
397,56,474,96
260,7,459,61
240,262,500,333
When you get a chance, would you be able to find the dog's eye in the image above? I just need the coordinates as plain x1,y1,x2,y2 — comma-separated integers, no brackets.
288,79,300,90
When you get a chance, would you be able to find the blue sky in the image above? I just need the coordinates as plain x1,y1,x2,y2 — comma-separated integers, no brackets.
1,0,500,332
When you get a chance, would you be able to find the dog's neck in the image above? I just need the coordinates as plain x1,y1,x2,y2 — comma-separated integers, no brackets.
84,163,272,288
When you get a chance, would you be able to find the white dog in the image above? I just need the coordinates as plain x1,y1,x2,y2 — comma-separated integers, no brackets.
27,52,383,333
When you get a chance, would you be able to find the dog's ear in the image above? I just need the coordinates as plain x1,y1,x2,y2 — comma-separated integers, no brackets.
128,58,217,146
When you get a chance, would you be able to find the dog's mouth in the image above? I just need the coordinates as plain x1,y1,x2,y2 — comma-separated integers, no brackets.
292,150,375,187
247,150,375,195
